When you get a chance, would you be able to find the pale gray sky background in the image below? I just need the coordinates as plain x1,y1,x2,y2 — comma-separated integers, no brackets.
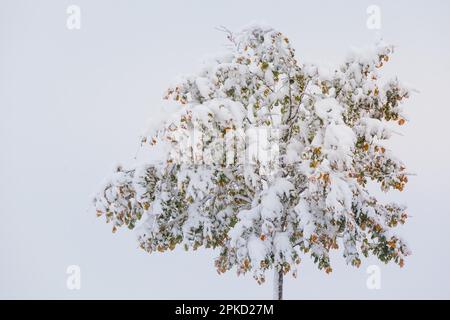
1,0,449,299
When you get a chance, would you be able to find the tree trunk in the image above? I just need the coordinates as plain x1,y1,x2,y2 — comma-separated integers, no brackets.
273,268,283,300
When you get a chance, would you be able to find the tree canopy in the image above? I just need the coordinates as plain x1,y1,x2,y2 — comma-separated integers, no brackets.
94,24,412,285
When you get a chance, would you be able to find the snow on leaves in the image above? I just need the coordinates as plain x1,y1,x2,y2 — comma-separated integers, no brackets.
93,24,412,284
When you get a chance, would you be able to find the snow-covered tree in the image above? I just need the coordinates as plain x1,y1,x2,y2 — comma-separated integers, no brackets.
93,24,412,299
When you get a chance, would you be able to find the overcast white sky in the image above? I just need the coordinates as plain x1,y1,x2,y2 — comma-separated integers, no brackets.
1,0,450,299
